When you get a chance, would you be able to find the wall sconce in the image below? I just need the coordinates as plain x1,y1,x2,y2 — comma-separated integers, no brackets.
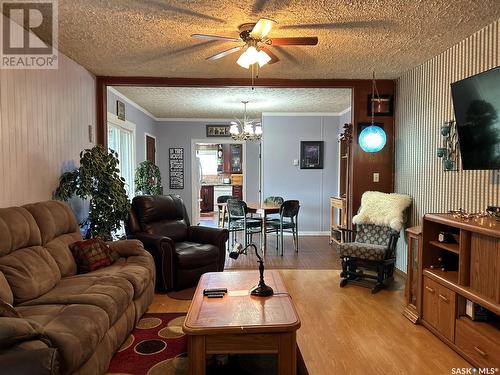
436,120,459,171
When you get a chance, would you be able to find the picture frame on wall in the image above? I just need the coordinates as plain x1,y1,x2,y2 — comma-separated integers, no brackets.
206,124,231,137
300,141,324,169
117,100,125,121
367,94,393,116
169,148,184,189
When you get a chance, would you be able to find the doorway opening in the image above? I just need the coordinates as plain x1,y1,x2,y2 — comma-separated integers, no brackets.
192,140,247,227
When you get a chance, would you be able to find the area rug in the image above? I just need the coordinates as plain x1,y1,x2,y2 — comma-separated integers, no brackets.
166,286,197,300
106,312,188,375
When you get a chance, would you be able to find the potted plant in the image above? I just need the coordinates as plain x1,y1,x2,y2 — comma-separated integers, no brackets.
134,160,163,195
54,145,130,240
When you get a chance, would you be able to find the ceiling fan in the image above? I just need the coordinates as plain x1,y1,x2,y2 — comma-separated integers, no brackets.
191,18,318,69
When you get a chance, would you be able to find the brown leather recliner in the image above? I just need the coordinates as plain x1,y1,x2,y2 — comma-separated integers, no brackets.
126,195,229,291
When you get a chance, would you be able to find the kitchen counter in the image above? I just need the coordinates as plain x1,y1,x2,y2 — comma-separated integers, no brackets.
201,183,242,186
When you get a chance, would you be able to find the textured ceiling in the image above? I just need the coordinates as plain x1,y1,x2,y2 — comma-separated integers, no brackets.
112,86,352,118
54,0,500,79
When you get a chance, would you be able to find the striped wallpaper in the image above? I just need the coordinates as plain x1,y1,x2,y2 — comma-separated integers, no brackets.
395,19,500,271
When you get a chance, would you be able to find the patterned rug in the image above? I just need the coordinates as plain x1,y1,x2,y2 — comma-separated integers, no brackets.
107,312,188,375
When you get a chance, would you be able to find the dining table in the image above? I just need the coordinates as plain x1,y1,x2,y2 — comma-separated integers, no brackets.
218,202,281,254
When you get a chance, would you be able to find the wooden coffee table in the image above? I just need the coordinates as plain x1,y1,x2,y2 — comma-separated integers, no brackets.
182,271,301,375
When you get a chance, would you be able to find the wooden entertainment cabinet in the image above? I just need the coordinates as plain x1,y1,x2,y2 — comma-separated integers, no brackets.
420,214,499,369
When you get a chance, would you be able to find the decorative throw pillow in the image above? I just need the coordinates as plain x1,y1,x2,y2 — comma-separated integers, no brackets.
0,299,20,318
69,238,112,273
100,240,120,263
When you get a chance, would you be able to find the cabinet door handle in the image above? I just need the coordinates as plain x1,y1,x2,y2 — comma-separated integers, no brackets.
474,346,487,357
438,294,449,303
425,286,435,293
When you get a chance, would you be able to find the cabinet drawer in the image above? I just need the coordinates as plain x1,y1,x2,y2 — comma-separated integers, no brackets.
456,318,500,369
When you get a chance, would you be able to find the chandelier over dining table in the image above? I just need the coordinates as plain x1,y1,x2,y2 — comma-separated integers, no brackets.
230,101,262,141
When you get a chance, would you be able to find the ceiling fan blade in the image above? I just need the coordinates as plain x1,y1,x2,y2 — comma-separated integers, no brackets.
280,20,394,30
250,18,276,39
206,46,243,61
269,37,318,46
192,34,241,42
261,47,280,64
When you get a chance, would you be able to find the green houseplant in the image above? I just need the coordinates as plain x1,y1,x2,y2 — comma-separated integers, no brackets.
134,160,163,195
54,145,130,240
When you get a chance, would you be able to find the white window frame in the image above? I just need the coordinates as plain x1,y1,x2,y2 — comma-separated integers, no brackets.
107,112,137,198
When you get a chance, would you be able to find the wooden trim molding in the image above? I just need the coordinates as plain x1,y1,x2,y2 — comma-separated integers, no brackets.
95,76,395,220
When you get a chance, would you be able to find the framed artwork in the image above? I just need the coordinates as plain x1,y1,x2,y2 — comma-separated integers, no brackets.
368,94,393,116
300,141,324,169
206,124,231,137
116,100,125,121
169,148,184,189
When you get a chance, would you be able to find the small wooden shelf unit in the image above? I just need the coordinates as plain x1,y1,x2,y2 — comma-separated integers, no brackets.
420,214,499,369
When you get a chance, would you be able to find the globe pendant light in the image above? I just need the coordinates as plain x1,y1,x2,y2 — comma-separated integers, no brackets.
359,72,387,153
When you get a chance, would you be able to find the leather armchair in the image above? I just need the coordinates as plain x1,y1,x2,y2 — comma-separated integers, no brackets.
126,195,229,291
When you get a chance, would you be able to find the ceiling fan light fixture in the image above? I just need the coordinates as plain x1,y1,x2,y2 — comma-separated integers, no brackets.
256,50,271,67
236,53,250,69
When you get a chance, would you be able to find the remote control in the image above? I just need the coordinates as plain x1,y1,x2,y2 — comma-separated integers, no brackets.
206,292,224,298
203,288,227,295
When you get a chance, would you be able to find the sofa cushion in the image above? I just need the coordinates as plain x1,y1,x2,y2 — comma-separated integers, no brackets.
0,207,41,256
175,241,219,269
79,255,154,298
23,201,79,245
16,303,110,374
18,275,133,326
0,299,20,318
0,246,61,303
69,238,113,273
24,201,81,277
338,242,388,261
0,271,13,304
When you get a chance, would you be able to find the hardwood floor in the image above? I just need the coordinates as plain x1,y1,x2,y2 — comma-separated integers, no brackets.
150,269,469,374
225,235,341,270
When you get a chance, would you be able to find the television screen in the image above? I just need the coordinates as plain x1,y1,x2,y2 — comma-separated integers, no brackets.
451,66,500,170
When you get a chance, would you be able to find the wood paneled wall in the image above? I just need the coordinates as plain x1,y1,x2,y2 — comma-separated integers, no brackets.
0,53,95,207
395,19,500,271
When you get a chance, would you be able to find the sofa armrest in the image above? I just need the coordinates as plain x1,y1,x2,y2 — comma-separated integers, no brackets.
187,226,228,271
0,347,59,375
106,239,147,257
134,233,176,292
0,317,47,350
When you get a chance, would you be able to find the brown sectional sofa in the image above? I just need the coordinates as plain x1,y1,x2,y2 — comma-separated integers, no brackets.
0,201,155,374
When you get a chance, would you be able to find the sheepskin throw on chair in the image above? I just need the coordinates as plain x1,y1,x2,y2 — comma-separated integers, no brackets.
352,191,412,231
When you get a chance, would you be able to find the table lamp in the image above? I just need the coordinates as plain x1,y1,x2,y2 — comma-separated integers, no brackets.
229,243,274,297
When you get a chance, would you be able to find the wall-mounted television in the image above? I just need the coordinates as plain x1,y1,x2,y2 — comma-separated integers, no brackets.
451,66,500,170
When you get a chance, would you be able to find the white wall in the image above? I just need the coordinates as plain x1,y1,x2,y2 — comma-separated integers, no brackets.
262,114,342,233
155,120,260,221
106,88,159,165
0,48,95,207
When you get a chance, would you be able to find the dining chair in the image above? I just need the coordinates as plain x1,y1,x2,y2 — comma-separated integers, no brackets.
217,195,233,227
263,196,284,221
227,199,262,248
266,200,300,256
